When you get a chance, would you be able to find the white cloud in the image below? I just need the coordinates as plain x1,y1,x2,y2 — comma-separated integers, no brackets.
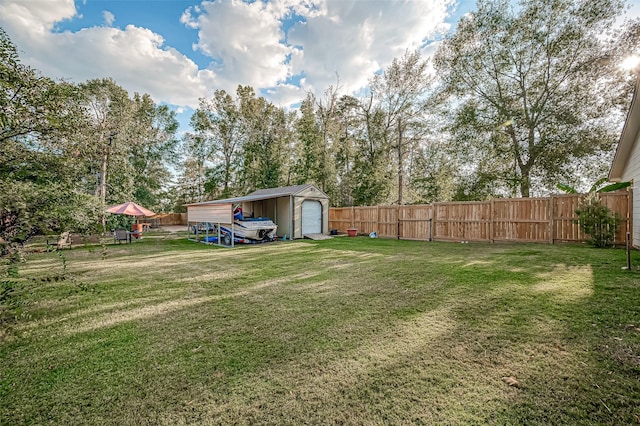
186,0,297,92
287,0,454,96
103,10,115,27
0,0,216,108
187,0,454,103
0,0,455,111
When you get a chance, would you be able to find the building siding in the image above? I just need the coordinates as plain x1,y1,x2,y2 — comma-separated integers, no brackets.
621,130,640,247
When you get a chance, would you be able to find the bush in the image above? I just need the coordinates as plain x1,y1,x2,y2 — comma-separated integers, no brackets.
575,195,620,248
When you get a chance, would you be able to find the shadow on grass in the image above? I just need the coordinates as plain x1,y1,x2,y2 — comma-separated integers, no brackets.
2,238,640,424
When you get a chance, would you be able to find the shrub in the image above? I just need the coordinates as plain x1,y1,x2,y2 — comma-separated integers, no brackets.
575,195,620,248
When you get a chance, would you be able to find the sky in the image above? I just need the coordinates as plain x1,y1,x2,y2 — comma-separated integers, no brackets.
1,0,639,133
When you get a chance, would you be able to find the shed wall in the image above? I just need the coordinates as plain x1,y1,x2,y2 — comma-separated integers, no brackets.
187,204,232,223
292,195,329,238
621,130,640,247
276,197,291,237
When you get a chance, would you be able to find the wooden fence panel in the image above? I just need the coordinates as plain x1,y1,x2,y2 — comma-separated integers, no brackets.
552,195,583,242
493,198,550,242
600,192,631,243
433,202,491,242
328,190,630,244
329,207,353,231
399,205,433,240
353,207,378,236
149,213,187,226
378,206,399,238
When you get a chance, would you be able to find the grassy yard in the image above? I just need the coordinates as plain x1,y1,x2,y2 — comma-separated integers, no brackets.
1,233,640,425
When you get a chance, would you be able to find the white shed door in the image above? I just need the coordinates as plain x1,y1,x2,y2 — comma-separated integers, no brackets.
302,201,322,234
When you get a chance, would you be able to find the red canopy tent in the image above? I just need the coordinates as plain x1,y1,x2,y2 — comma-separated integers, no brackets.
106,201,155,217
106,202,156,236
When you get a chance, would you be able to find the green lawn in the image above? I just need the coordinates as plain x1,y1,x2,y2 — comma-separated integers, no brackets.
2,234,640,425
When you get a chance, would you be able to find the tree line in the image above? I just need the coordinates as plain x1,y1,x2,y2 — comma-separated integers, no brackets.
175,0,639,209
1,0,639,254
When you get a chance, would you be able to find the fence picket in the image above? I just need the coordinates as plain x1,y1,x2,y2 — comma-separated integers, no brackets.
328,192,631,244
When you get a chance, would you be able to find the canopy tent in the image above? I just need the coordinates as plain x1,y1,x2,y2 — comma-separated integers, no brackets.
106,201,155,217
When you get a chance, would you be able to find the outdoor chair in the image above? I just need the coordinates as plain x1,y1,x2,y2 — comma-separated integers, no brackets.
113,229,131,244
55,232,72,250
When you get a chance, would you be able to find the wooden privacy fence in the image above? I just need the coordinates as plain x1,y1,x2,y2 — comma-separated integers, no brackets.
148,213,187,226
329,192,631,244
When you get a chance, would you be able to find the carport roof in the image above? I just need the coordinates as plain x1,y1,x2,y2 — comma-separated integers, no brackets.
185,184,327,207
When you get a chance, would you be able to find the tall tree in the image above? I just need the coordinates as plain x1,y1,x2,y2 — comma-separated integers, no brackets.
369,50,432,204
237,86,290,193
293,93,323,185
332,95,360,206
190,90,242,199
128,93,179,209
77,78,132,207
0,30,100,255
434,0,636,197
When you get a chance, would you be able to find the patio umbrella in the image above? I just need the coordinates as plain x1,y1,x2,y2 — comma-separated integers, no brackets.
106,201,155,217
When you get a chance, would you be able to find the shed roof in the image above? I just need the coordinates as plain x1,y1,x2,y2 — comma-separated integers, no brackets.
610,74,640,181
248,184,327,198
185,184,328,207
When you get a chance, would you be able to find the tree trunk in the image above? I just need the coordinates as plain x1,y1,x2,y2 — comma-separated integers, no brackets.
519,172,531,198
397,118,403,205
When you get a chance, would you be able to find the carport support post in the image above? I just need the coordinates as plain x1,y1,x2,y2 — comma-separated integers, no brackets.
290,195,294,240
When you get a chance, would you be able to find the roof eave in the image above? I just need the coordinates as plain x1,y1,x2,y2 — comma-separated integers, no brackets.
610,75,640,182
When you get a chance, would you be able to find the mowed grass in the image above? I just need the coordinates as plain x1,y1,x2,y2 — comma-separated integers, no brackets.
1,233,640,425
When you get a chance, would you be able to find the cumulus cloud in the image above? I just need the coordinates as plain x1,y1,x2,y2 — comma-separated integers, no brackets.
188,0,454,101
0,0,455,110
102,10,115,26
0,0,216,107
287,0,454,95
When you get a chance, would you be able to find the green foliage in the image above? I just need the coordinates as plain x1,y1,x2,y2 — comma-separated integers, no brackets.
556,183,578,194
557,179,631,194
575,195,620,248
434,0,634,197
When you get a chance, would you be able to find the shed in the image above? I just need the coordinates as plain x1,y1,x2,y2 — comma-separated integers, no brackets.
186,184,330,240
609,74,640,246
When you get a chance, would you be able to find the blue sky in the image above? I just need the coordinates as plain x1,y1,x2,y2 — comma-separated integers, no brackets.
1,0,638,134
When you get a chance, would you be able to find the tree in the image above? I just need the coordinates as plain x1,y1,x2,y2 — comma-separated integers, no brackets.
190,90,242,199
237,86,290,193
332,95,360,206
434,0,636,197
77,78,132,208
128,94,179,209
293,93,323,185
0,31,101,257
557,177,631,194
369,50,432,204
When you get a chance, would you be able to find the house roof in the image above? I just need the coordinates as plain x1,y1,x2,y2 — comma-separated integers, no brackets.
185,184,328,207
610,74,640,181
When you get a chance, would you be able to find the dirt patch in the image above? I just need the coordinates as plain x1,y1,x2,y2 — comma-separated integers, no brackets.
157,225,188,233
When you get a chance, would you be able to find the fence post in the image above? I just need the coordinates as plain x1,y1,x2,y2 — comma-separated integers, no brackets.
432,203,437,242
549,196,555,244
351,206,355,229
490,199,495,243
